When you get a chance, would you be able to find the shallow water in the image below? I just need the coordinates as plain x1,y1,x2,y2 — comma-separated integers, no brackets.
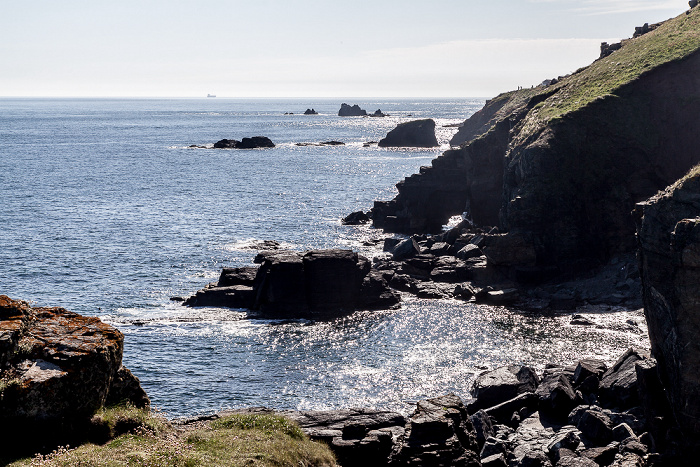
0,98,649,417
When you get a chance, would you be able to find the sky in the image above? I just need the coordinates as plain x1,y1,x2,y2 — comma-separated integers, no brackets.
0,0,688,98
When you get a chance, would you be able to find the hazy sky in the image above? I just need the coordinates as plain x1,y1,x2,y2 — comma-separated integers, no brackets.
0,0,686,98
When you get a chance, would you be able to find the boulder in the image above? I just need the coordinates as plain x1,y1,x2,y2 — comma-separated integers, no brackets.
213,138,239,148
470,365,539,411
535,373,580,420
282,408,406,467
392,237,421,261
378,119,438,148
0,296,147,451
338,103,367,116
397,393,481,466
569,406,614,444
598,348,647,409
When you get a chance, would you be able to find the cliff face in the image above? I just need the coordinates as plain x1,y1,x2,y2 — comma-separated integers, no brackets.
372,8,700,274
636,167,700,449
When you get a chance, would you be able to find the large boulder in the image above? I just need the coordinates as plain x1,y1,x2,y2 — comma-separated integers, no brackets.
636,166,700,449
0,296,148,450
213,136,275,149
469,365,539,412
378,119,439,148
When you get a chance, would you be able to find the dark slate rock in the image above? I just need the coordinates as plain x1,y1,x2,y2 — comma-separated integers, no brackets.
555,455,598,467
470,365,539,412
599,348,648,409
342,211,371,225
456,243,483,260
483,393,539,425
535,373,580,420
213,138,239,148
237,136,275,148
546,428,581,462
612,423,636,442
470,409,495,449
481,452,508,467
573,359,607,388
392,237,421,261
580,444,618,465
569,406,614,444
397,393,481,466
218,267,258,287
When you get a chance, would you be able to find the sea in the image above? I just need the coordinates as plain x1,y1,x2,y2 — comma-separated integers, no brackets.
0,97,648,418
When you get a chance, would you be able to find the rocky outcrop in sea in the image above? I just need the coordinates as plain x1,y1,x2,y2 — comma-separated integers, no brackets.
378,119,439,148
184,249,400,319
338,103,368,116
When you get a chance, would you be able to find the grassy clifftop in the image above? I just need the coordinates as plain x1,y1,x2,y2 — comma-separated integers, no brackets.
518,7,700,139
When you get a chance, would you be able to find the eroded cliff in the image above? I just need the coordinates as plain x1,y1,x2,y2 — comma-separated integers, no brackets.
371,8,700,276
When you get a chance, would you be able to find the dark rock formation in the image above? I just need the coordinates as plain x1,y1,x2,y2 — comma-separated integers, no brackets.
370,109,387,117
0,296,148,452
369,9,700,278
304,108,318,115
636,166,700,453
378,119,438,148
338,103,367,116
342,210,370,225
213,136,275,149
184,249,400,319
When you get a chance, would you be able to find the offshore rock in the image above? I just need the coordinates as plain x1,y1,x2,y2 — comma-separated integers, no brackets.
636,166,700,450
185,249,400,319
0,296,147,450
338,103,367,116
213,136,275,149
378,119,438,148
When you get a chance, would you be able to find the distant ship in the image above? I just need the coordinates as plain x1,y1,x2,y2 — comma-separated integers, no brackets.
207,94,216,98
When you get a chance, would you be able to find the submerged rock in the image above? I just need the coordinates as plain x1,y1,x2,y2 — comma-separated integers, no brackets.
213,136,275,149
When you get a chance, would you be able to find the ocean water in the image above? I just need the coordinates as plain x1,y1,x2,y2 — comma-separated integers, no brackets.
0,98,648,417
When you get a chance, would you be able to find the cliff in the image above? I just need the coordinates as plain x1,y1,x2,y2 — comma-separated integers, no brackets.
636,165,700,454
372,7,700,275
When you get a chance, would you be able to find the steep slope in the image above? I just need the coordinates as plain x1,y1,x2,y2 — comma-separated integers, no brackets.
371,6,700,274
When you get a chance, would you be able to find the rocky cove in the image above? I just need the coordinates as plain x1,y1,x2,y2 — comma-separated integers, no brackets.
4,6,700,467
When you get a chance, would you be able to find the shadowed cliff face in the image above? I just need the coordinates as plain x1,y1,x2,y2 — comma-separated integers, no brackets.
636,168,700,450
371,8,700,274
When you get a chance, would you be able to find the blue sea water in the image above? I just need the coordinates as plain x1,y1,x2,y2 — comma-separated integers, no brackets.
0,97,648,417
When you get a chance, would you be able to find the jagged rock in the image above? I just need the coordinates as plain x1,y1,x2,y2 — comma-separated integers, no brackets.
470,409,495,448
456,243,483,260
397,393,481,466
370,109,387,117
598,348,647,409
546,428,581,462
580,444,618,465
482,453,508,467
535,373,580,420
470,365,539,412
378,119,438,148
304,108,318,115
508,412,556,466
556,455,598,467
338,103,367,116
392,237,421,261
105,366,150,409
569,406,614,444
217,267,258,287
282,408,406,467
573,360,607,388
483,393,539,425
342,210,371,225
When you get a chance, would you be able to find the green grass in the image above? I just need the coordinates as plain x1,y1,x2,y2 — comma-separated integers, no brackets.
496,7,700,144
7,413,337,467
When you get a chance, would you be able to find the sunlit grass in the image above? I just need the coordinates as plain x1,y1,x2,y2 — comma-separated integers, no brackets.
7,413,336,467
